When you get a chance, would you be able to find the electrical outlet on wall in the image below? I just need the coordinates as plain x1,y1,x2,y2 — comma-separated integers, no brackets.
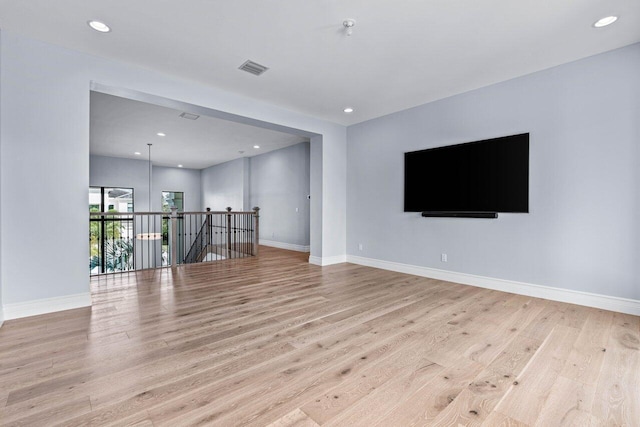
441,253,448,262
358,243,363,251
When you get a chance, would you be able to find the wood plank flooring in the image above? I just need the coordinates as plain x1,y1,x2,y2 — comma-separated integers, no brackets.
0,246,638,426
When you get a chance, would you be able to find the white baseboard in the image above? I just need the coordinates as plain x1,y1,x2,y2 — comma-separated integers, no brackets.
3,292,92,320
308,255,322,266
347,255,640,316
309,254,348,266
260,239,310,253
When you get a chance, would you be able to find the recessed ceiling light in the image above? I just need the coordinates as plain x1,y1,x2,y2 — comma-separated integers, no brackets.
88,20,111,33
134,152,141,155
254,145,260,149
344,107,354,113
178,164,183,168
157,132,166,137
593,16,618,28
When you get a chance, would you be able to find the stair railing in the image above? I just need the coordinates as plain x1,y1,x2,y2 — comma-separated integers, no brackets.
89,207,260,275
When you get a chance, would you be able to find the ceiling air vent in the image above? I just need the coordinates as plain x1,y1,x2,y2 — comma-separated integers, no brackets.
239,60,269,76
179,112,200,120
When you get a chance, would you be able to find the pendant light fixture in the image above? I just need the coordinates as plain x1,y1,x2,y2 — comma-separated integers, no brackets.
137,143,162,240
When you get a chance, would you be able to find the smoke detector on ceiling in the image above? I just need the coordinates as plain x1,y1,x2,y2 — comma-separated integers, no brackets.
239,60,269,76
343,19,356,36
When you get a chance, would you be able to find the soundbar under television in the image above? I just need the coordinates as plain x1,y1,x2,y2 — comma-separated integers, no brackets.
404,133,529,216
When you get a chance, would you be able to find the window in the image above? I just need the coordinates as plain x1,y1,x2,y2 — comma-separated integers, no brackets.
162,191,184,212
89,187,134,274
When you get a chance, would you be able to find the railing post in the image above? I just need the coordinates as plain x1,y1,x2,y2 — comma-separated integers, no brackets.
205,207,211,249
170,206,178,268
226,207,232,259
252,206,260,256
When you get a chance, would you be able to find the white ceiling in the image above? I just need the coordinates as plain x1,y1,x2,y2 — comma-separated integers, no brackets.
90,92,307,169
1,1,639,125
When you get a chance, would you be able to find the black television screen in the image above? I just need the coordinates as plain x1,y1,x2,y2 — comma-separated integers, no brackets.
404,133,529,214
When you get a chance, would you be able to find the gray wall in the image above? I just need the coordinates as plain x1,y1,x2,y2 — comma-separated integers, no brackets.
347,43,640,300
0,29,2,325
201,158,248,211
93,143,310,250
90,155,201,212
310,136,323,256
250,142,310,247
200,142,311,247
90,155,150,210
152,166,201,211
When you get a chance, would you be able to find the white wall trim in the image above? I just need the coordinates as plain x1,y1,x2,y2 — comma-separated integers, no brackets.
347,255,640,316
3,293,92,320
309,256,322,266
309,254,347,266
261,239,310,253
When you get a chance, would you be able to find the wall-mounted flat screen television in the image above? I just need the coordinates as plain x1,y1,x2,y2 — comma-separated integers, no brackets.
404,133,529,215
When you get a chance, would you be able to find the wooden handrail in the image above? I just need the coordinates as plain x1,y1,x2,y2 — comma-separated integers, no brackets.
90,210,257,216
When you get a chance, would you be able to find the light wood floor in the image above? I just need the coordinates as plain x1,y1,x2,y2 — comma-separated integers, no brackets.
0,247,638,426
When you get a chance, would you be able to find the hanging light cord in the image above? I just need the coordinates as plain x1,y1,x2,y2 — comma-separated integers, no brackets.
148,143,152,212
